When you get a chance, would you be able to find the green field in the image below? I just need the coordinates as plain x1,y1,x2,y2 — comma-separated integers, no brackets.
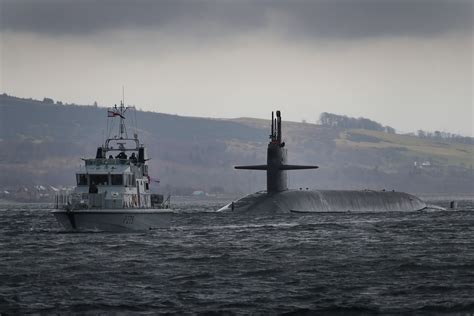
338,129,473,168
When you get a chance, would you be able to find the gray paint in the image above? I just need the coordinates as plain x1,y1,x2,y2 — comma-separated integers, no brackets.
218,190,426,213
53,209,176,231
235,110,318,193
266,143,288,192
224,110,427,213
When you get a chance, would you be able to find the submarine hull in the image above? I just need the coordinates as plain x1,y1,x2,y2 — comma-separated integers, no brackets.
218,190,427,213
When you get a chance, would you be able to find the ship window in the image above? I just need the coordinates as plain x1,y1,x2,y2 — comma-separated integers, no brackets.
77,174,88,186
90,174,108,185
111,174,123,185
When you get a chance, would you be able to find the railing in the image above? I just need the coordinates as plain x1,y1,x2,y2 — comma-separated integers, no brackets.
163,195,171,209
85,158,130,166
151,194,171,209
55,192,170,210
54,192,105,210
54,193,71,209
88,193,105,208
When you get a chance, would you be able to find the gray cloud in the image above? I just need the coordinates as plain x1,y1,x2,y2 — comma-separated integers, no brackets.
1,0,472,39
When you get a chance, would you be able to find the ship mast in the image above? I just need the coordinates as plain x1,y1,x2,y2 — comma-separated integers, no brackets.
104,92,140,152
120,86,125,139
119,101,127,139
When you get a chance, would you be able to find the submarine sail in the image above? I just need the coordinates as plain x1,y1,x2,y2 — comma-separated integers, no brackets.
235,111,319,193
218,110,426,213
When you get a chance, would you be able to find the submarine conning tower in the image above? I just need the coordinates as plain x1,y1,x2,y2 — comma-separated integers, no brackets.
235,111,319,193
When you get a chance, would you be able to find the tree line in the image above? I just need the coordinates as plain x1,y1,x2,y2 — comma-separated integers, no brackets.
318,112,473,145
318,112,396,134
415,130,474,145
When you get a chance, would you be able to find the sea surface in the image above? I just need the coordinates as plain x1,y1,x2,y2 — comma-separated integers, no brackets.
1,197,473,315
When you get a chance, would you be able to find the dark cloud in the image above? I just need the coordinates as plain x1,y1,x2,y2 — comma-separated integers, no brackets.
0,0,472,39
277,0,472,39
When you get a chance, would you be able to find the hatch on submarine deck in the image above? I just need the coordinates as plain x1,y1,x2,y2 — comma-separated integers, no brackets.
218,111,427,213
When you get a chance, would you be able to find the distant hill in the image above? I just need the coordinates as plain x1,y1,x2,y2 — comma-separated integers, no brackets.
1,94,473,195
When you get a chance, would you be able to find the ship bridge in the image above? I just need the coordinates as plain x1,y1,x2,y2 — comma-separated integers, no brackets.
76,158,148,188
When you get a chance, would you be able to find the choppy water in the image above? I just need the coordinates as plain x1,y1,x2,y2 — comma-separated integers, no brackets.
1,198,473,315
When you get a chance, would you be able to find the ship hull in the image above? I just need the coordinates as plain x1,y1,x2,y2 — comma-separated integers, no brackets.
52,209,176,232
218,190,427,213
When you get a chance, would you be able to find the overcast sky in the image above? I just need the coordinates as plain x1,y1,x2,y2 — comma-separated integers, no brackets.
1,0,472,135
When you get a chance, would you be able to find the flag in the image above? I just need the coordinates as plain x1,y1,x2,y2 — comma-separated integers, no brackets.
107,110,125,119
148,176,160,183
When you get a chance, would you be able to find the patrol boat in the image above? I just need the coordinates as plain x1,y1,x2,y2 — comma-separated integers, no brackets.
218,110,427,213
53,102,175,231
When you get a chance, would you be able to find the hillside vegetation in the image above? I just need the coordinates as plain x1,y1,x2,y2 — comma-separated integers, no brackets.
1,94,473,195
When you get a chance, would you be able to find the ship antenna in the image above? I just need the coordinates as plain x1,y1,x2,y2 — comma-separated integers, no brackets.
133,107,138,139
122,85,125,107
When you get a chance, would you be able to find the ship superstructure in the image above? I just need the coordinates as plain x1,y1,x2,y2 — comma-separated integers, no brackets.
53,101,172,231
71,103,165,210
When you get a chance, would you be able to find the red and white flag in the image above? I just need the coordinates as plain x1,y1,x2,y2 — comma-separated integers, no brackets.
107,110,125,119
148,176,160,183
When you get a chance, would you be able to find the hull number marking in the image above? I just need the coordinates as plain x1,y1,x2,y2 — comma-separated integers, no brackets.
123,215,134,224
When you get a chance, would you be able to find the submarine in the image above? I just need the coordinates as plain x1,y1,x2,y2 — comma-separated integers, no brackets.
218,111,427,213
